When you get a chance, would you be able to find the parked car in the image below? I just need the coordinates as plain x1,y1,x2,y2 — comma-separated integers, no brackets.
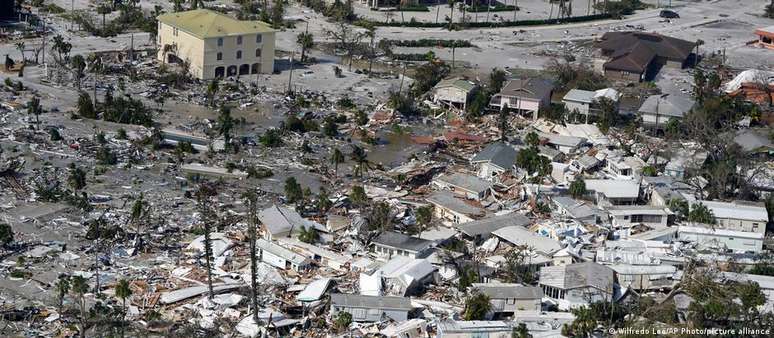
660,10,680,18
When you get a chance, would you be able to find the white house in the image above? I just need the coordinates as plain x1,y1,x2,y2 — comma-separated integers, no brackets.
471,283,543,313
490,78,554,119
638,94,695,127
678,224,764,253
539,262,615,310
437,321,512,338
432,77,479,111
607,205,671,234
537,132,587,154
470,142,518,180
697,200,768,235
562,88,621,123
584,179,641,206
426,191,486,225
432,172,491,201
255,238,312,271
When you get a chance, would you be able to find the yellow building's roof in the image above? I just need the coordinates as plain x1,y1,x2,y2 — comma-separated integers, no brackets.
157,9,274,39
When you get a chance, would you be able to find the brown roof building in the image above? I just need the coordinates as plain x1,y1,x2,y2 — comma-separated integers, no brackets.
755,26,774,49
596,32,696,82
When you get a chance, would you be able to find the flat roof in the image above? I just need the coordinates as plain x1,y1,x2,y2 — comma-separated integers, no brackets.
330,294,413,310
697,200,768,222
678,225,765,240
585,179,640,199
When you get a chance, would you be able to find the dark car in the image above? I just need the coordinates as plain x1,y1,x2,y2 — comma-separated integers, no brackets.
660,10,680,19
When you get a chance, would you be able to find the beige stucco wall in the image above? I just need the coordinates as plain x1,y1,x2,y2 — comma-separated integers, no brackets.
201,31,275,79
157,21,205,78
157,22,275,79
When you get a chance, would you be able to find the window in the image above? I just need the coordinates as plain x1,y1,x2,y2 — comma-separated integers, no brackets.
236,50,242,59
216,52,222,61
256,34,262,43
217,38,223,47
351,308,366,319
237,36,243,45
255,49,261,57
173,28,178,37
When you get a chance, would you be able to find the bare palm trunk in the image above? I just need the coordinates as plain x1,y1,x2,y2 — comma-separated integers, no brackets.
121,298,127,338
550,1,554,19
247,199,260,324
513,0,517,21
204,222,214,299
368,35,375,75
436,0,440,23
486,0,491,23
449,3,455,30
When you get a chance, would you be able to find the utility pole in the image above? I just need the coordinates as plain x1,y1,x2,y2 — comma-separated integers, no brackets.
398,62,407,94
653,93,669,167
71,0,75,31
130,33,134,61
93,72,97,105
41,21,46,66
451,45,456,69
287,53,295,95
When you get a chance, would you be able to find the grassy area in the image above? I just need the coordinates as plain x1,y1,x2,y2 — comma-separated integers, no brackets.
466,5,518,13
356,13,613,29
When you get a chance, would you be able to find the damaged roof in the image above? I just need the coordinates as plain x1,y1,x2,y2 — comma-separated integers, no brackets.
472,283,543,299
258,204,321,236
638,94,695,118
330,293,414,310
539,262,615,291
426,191,486,217
455,212,531,238
434,77,478,92
492,225,562,255
433,172,492,194
373,231,434,252
471,142,518,170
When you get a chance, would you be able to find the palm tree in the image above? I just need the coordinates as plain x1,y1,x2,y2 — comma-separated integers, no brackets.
498,104,509,141
71,275,89,338
217,106,235,151
130,194,147,254
115,279,132,338
350,145,372,178
436,0,441,23
97,5,111,32
172,0,184,12
330,148,345,174
206,78,219,107
363,24,376,75
449,0,456,30
297,31,314,63
26,96,42,130
15,41,25,64
70,54,86,90
55,275,70,314
242,190,261,325
298,225,319,244
190,0,203,10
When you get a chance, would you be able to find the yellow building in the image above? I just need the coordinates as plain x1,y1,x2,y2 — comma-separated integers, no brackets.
156,9,275,79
